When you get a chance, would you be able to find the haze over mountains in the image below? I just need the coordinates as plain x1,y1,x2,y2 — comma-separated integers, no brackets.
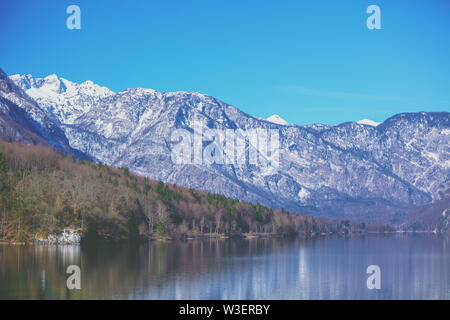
1,68,449,224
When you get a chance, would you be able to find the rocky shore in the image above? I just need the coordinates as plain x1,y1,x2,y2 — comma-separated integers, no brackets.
34,229,81,245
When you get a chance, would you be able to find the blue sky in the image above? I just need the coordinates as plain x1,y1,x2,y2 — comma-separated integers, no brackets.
1,0,449,125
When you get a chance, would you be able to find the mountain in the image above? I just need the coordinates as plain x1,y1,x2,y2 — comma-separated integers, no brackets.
266,114,290,125
0,70,51,146
9,73,115,125
0,70,88,158
5,70,450,224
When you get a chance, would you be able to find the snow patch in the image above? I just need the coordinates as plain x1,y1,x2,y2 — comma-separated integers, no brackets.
357,119,381,126
423,150,439,162
298,188,310,202
266,114,289,125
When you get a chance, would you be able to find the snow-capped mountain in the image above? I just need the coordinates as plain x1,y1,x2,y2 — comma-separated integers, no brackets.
266,114,290,125
9,73,114,124
0,69,88,158
5,70,450,223
357,119,381,126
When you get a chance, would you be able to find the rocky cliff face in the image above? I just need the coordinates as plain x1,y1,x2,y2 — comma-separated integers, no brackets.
5,70,450,223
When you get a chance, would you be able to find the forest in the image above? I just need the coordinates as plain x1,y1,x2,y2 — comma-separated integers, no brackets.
0,141,391,243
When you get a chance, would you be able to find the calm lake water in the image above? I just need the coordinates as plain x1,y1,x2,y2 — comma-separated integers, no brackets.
0,234,449,299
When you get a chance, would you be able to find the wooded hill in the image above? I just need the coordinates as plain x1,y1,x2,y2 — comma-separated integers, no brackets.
0,141,391,243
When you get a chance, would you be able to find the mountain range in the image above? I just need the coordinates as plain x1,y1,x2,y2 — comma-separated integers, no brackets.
1,68,449,224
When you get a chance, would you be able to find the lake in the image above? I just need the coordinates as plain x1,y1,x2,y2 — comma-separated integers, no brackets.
0,234,448,299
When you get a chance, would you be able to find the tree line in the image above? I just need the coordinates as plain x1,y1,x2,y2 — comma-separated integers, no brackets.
0,141,391,242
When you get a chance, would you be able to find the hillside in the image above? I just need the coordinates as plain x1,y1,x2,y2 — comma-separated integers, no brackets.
0,141,389,243
401,198,450,235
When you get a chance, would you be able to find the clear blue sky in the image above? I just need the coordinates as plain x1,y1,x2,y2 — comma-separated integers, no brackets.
1,0,449,125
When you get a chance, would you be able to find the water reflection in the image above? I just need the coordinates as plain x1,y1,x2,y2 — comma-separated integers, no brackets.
0,234,448,299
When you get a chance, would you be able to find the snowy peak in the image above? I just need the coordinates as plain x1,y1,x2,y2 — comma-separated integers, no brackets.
266,114,290,125
8,74,36,90
10,73,115,124
357,119,381,127
77,79,115,97
11,73,115,97
0,68,89,158
11,73,69,94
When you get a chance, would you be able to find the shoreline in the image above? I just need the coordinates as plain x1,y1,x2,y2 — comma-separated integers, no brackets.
0,229,443,246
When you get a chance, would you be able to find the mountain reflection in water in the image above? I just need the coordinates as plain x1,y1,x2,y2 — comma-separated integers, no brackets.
0,234,448,299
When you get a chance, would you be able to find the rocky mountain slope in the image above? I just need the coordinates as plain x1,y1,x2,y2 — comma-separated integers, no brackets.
0,70,88,158
4,69,450,223
400,181,450,234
